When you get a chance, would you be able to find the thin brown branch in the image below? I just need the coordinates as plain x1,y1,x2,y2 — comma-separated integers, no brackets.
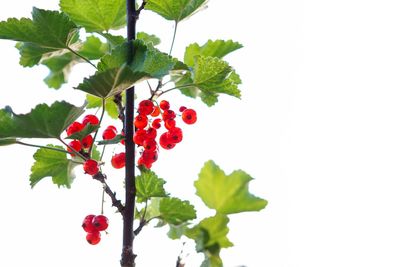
93,172,125,214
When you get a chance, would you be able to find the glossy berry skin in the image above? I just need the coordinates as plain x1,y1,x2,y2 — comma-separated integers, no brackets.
182,109,197,124
86,231,101,245
138,156,152,169
68,140,82,155
102,128,117,140
162,110,176,121
164,119,176,130
82,115,99,126
142,149,158,163
107,125,117,132
66,122,84,136
82,214,96,233
151,118,162,129
138,100,154,115
143,138,157,151
150,106,161,117
133,129,147,146
111,152,126,169
146,127,157,139
179,106,187,112
159,100,170,110
159,132,176,150
83,159,99,175
93,215,109,231
169,127,183,144
134,114,148,129
81,135,93,149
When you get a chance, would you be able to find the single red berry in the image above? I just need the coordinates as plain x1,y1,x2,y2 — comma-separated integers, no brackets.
81,135,93,149
107,125,117,132
179,106,187,112
138,156,152,169
150,106,161,117
182,109,197,125
142,149,158,163
82,214,96,233
66,122,84,136
159,100,170,110
68,140,82,155
134,114,148,129
86,231,101,245
82,114,100,126
120,130,125,145
146,127,157,139
133,129,147,146
138,100,155,115
164,119,176,130
162,110,176,121
159,132,176,150
169,127,183,144
102,128,117,140
143,138,157,151
83,159,99,175
111,152,126,169
152,118,162,129
93,215,109,231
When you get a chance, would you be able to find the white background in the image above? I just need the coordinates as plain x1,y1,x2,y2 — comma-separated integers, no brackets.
0,0,400,266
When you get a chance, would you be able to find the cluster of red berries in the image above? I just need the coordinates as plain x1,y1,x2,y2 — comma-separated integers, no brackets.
82,214,109,245
133,99,197,168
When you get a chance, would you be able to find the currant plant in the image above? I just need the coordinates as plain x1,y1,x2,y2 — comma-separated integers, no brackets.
0,0,267,266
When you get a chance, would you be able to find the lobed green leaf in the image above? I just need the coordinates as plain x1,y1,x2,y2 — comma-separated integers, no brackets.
145,0,208,22
159,197,196,225
136,168,168,202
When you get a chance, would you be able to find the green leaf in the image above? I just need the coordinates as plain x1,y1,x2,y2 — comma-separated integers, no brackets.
186,214,232,267
75,67,149,98
98,40,175,79
145,0,208,22
60,0,126,32
66,123,99,140
194,160,268,214
100,33,125,48
137,32,161,46
167,223,189,240
0,101,85,139
79,36,109,60
86,94,119,119
193,56,241,106
30,145,77,188
91,144,101,161
42,52,79,89
136,168,168,202
0,138,17,146
184,40,243,67
15,42,54,67
97,134,124,145
159,197,196,225
0,8,78,49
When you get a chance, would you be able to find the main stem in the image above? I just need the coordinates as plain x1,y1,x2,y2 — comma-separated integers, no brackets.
121,0,137,266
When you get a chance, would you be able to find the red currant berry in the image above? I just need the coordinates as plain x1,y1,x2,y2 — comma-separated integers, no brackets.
162,110,176,121
82,214,96,233
138,156,152,169
86,231,101,245
164,119,176,130
146,127,157,139
159,132,176,150
134,114,148,129
169,127,183,144
133,129,147,146
142,149,158,163
138,100,155,115
111,152,125,169
120,130,125,145
82,114,100,126
68,140,82,155
152,118,162,129
93,215,109,231
107,125,117,132
102,128,117,140
179,106,187,112
66,122,84,136
150,106,161,117
81,135,93,149
143,138,157,151
182,109,197,124
159,100,170,110
83,159,99,175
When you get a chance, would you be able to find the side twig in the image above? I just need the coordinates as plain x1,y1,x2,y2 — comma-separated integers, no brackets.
93,172,125,214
